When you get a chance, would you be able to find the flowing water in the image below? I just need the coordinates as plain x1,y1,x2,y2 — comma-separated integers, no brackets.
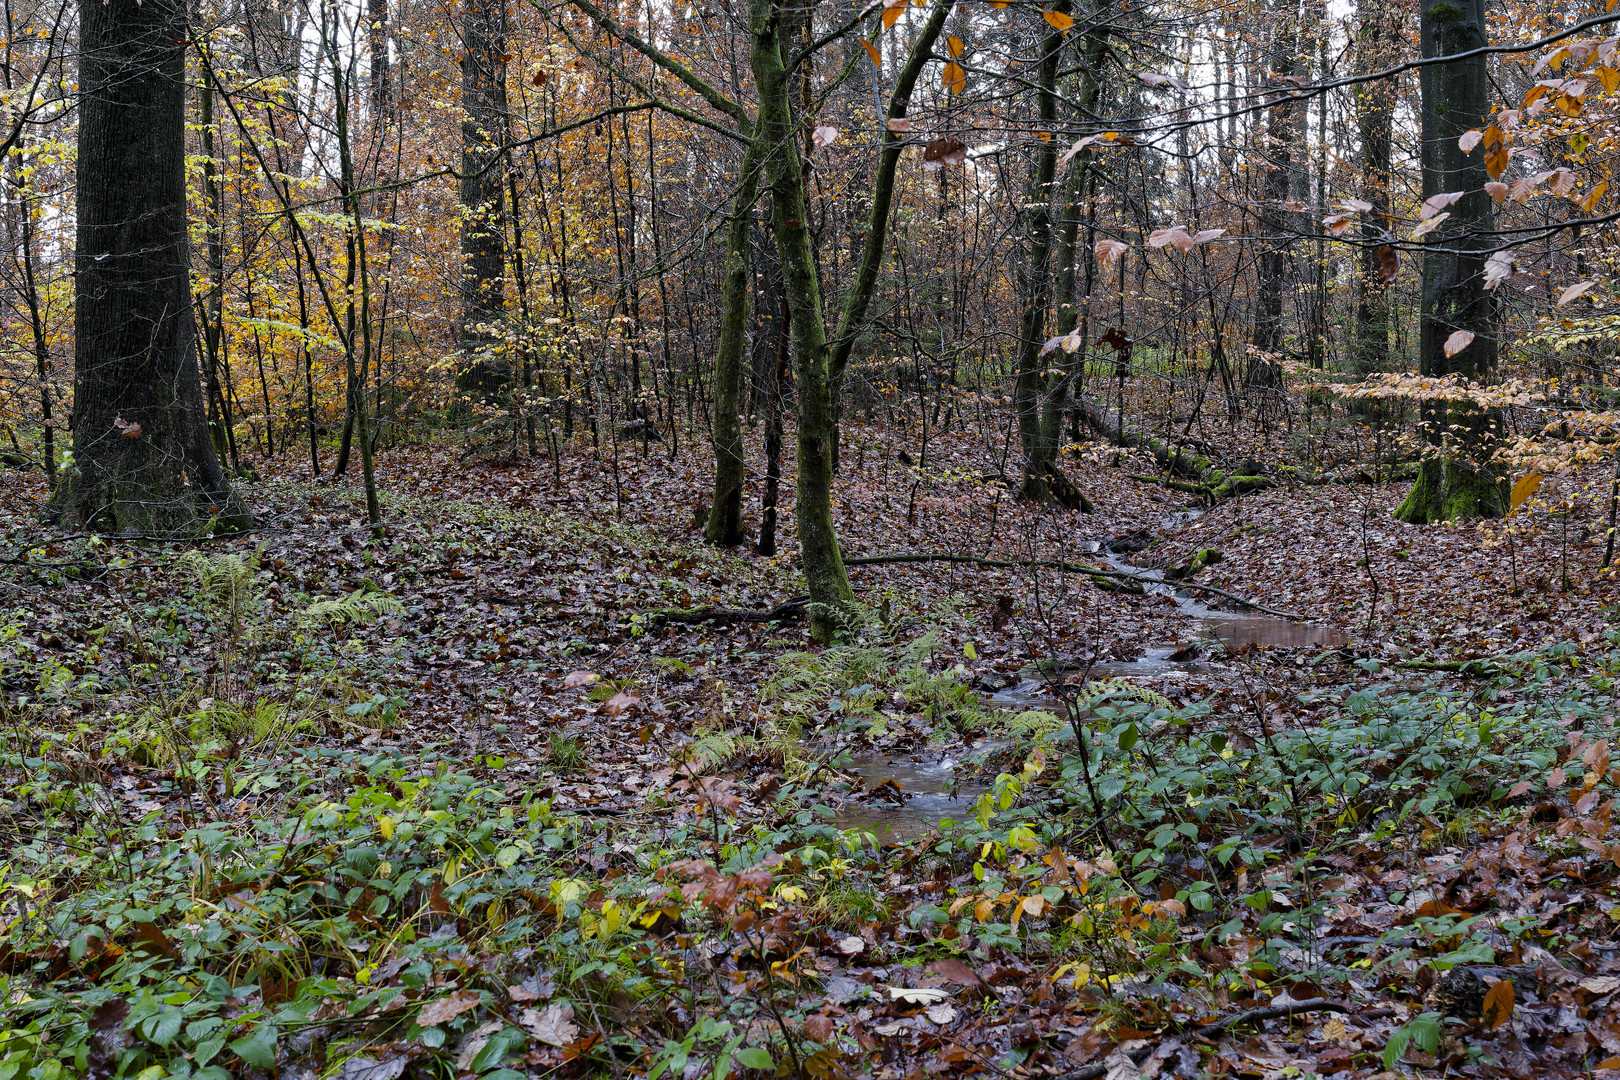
830,532,1348,839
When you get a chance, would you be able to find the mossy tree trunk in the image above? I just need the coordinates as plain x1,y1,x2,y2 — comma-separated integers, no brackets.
1394,0,1501,523
705,140,761,547
53,0,247,535
1012,2,1088,509
750,0,855,642
826,0,951,469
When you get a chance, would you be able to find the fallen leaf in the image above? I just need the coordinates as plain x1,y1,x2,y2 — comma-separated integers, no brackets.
1482,978,1514,1029
888,985,949,1004
520,1002,579,1047
418,988,481,1027
836,935,865,955
924,1002,957,1024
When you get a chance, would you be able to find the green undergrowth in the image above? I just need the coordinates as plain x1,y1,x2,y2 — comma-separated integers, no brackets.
761,620,991,745
919,635,1620,1016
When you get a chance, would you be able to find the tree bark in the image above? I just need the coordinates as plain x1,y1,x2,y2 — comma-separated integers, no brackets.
1394,0,1501,523
749,0,855,642
1012,5,1086,508
705,139,761,547
1351,0,1395,374
454,0,511,405
53,0,246,535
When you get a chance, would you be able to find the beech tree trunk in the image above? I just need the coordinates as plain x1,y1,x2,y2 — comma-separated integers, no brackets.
53,0,246,535
455,0,511,404
1394,0,1501,523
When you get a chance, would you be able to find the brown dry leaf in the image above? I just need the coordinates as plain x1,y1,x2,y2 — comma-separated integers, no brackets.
1482,978,1514,1029
1443,330,1475,358
604,691,640,717
519,1002,580,1047
1375,246,1399,284
418,988,482,1027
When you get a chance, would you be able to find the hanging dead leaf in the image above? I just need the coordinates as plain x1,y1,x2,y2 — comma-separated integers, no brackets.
886,117,912,133
1094,238,1129,264
922,136,967,170
1375,246,1399,284
1484,250,1514,290
1482,979,1514,1029
1485,181,1508,202
1581,180,1609,213
1411,212,1449,239
1419,191,1464,218
1558,279,1598,305
1341,198,1374,212
1192,228,1225,243
1550,167,1578,196
811,125,839,148
1485,145,1511,179
1443,329,1475,357
1458,129,1483,152
1322,214,1353,235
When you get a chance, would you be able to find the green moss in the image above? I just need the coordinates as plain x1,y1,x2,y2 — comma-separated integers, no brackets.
1426,1,1468,22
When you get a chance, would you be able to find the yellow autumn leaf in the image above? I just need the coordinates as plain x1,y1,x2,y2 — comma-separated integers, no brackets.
862,39,880,65
1581,180,1609,213
377,814,395,840
946,35,964,58
882,4,902,29
1043,9,1074,31
1510,472,1542,514
943,61,966,94
1599,65,1620,94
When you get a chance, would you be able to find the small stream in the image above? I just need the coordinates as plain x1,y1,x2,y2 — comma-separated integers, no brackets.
830,533,1349,839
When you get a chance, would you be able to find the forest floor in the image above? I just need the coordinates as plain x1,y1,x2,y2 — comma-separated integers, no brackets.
5,413,1620,1079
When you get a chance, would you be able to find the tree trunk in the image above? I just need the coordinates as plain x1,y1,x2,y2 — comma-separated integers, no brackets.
53,0,246,534
826,0,951,467
1011,5,1085,508
1252,1,1300,365
1394,0,1501,523
1351,0,1395,374
454,0,510,406
705,139,761,547
750,0,855,642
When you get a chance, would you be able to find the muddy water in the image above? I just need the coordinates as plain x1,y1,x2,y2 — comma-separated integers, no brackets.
829,540,1348,839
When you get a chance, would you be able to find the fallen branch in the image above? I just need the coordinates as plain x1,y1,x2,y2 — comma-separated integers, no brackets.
845,553,1306,620
1395,657,1507,677
637,595,809,626
1187,997,1350,1039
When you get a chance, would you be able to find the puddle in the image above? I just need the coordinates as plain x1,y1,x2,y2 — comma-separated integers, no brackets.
831,746,988,840
828,525,1349,839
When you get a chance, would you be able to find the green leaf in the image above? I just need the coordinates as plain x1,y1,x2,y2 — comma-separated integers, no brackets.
194,1036,227,1067
1118,723,1139,752
230,1025,278,1068
733,1047,774,1070
150,1008,183,1047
